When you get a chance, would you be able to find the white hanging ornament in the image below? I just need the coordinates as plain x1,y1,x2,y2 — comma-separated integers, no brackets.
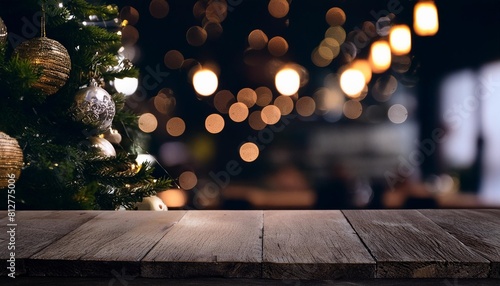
135,196,168,211
104,128,122,145
89,137,116,157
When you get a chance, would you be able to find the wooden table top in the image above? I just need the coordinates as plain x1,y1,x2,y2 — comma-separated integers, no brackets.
0,210,499,282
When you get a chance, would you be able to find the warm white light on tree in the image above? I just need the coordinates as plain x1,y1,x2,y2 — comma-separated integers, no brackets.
390,25,412,55
193,69,218,96
414,1,439,36
369,40,391,73
340,69,365,97
275,68,300,96
114,77,138,95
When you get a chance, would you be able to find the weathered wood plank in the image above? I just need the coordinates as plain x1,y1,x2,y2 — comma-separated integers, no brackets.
343,210,490,278
3,277,500,286
142,211,263,278
262,210,375,279
27,211,186,277
0,211,99,276
420,209,500,278
0,211,98,259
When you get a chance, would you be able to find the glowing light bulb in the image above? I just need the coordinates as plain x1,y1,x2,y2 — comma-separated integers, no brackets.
275,68,300,96
114,77,138,95
369,40,391,74
414,1,439,36
340,69,366,97
389,25,412,55
193,69,218,96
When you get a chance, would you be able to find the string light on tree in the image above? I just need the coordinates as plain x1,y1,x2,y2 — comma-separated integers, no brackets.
414,0,439,36
114,77,138,95
275,68,300,96
389,25,412,55
369,40,391,73
193,69,218,96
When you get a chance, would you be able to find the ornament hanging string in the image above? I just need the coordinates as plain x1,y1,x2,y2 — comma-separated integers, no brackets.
41,0,46,37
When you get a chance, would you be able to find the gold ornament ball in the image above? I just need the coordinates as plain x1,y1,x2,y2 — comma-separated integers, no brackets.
89,137,116,158
0,132,24,189
13,37,71,95
0,17,7,45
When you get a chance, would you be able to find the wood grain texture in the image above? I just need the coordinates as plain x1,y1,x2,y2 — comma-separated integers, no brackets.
420,209,500,278
4,277,500,286
142,211,263,278
28,211,186,277
343,210,490,278
263,210,375,279
0,211,99,276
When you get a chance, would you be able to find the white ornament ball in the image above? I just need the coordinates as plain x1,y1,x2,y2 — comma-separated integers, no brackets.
104,128,122,145
135,196,168,211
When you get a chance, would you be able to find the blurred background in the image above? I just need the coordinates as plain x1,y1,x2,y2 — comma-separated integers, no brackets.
74,0,500,209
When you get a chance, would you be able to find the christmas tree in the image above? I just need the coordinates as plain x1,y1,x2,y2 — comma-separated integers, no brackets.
0,0,172,210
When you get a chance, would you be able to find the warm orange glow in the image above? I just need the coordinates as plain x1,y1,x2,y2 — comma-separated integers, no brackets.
158,189,187,208
229,102,249,122
414,1,439,36
261,105,281,125
186,26,207,46
296,96,316,117
343,100,363,119
325,7,346,26
390,25,412,55
164,50,184,70
369,40,391,73
274,95,294,116
239,142,260,162
255,86,273,107
248,29,268,50
179,171,198,190
275,68,300,96
268,36,288,57
149,0,169,19
340,69,366,98
268,0,289,19
138,113,158,133
193,69,218,96
214,90,235,114
237,88,257,108
351,59,372,83
166,117,186,137
205,113,225,134
248,111,267,130
325,26,346,45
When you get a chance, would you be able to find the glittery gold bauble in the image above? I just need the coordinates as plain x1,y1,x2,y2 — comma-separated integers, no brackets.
0,17,7,45
0,132,24,189
13,37,71,95
89,137,116,158
70,86,116,132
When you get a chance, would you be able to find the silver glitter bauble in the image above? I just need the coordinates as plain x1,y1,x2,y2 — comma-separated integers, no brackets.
0,17,7,45
70,86,116,133
13,37,71,95
89,137,116,157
